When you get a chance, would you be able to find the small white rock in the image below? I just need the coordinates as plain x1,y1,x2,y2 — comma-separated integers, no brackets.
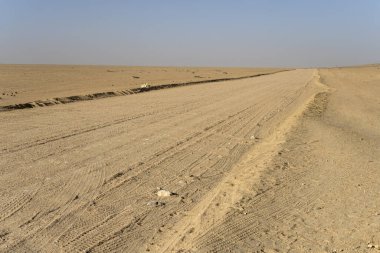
156,190,172,197
140,83,151,89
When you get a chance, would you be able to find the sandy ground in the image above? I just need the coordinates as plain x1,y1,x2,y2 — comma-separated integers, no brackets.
0,66,379,252
0,65,285,106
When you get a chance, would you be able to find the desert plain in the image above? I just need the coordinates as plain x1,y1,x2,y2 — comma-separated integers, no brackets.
0,64,379,252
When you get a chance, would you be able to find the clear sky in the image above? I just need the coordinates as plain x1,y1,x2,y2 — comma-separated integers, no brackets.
1,0,379,67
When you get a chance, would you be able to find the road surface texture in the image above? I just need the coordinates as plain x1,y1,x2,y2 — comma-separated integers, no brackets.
157,66,380,253
1,66,379,252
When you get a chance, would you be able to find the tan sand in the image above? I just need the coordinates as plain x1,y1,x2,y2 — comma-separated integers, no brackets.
0,65,379,252
0,64,286,106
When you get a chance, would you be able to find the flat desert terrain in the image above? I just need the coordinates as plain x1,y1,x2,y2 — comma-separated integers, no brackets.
0,65,286,107
0,65,379,252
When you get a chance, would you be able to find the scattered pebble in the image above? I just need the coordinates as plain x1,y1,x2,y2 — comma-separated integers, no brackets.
140,83,150,89
368,244,380,249
250,135,260,140
156,189,174,197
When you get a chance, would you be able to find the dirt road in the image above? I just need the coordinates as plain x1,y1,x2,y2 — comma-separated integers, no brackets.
154,67,380,253
0,69,318,252
1,67,379,253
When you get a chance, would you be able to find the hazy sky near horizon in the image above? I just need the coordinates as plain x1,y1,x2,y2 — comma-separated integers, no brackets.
1,0,379,67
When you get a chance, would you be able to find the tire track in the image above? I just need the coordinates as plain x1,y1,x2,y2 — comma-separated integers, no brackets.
0,69,316,252
154,70,323,252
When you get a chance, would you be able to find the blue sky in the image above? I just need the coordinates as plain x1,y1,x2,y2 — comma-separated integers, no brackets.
0,0,379,67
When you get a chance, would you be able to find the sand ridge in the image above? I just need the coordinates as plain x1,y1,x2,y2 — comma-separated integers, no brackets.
0,68,290,111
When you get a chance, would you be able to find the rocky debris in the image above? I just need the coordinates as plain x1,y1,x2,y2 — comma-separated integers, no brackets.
367,243,379,249
156,189,174,197
140,83,151,89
